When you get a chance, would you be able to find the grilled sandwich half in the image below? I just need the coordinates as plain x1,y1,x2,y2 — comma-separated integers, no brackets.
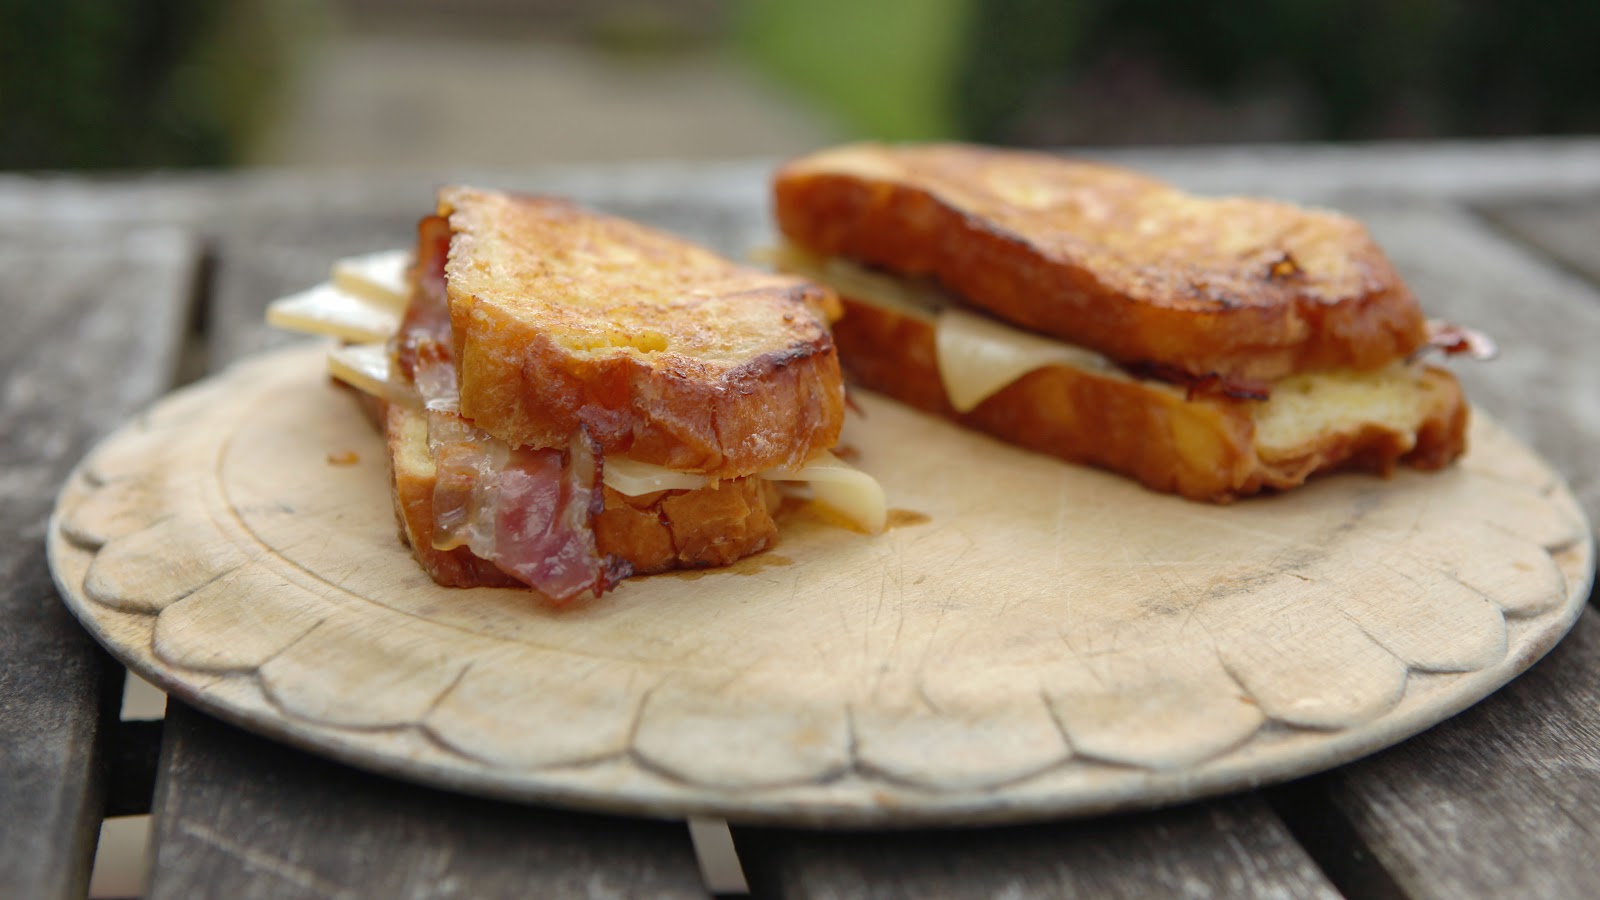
272,187,885,602
773,143,1480,502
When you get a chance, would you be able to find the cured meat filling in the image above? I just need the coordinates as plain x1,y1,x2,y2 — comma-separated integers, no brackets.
396,215,629,600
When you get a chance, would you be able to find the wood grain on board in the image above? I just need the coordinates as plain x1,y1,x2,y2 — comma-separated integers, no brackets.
1,228,197,898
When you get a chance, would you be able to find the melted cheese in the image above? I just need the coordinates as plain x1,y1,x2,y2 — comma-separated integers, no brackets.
327,343,396,400
266,283,401,343
602,456,711,494
775,245,1127,412
791,248,1443,460
936,307,1125,412
331,249,411,310
763,451,888,534
772,244,946,320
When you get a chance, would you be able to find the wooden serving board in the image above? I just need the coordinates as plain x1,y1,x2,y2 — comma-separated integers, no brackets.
48,344,1592,827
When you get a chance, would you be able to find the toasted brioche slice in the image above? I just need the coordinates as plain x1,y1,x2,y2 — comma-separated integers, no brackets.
595,477,781,574
439,188,843,477
386,403,782,584
831,294,1466,501
775,144,1426,385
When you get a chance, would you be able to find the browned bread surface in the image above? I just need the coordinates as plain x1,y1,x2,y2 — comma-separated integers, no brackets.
386,403,782,588
595,479,780,575
775,144,1427,384
440,188,844,477
831,296,1466,502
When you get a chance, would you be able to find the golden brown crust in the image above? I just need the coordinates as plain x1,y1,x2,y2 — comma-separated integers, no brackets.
439,188,844,477
775,144,1427,384
385,403,781,587
595,479,780,574
832,296,1467,502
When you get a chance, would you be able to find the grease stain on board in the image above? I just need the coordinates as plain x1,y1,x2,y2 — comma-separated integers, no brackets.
886,508,932,530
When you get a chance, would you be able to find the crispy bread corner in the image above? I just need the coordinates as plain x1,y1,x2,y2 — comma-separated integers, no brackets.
438,188,844,478
774,143,1427,384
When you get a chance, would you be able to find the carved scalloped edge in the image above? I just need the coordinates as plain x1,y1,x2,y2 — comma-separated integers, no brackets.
47,347,1595,822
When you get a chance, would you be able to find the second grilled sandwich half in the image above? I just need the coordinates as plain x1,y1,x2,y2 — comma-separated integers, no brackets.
773,143,1484,502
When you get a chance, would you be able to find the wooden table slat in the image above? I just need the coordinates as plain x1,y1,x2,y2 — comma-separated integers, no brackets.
1477,194,1600,291
1,138,1597,239
205,213,418,368
735,796,1339,899
146,705,708,900
0,227,198,898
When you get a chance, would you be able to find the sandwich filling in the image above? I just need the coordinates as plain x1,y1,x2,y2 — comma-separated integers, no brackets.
774,244,1480,462
397,215,626,598
271,243,886,601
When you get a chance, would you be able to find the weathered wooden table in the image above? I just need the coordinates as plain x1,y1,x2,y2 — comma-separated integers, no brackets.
5,140,1600,898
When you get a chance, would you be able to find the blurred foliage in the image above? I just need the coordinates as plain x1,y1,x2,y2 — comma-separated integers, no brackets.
734,0,972,140
6,0,1596,169
742,0,1600,143
0,0,316,170
952,0,1087,141
584,4,720,57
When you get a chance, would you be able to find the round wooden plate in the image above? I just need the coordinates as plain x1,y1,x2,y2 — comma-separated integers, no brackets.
49,345,1593,827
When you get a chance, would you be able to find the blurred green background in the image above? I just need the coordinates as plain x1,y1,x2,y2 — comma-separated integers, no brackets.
0,1,316,169
3,0,1597,170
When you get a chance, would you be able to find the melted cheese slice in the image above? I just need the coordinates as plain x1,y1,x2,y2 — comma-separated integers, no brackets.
1252,363,1431,457
936,307,1125,412
601,453,888,534
772,244,946,320
331,249,411,310
774,245,1128,413
326,343,397,401
602,456,712,494
763,451,888,534
266,284,402,344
